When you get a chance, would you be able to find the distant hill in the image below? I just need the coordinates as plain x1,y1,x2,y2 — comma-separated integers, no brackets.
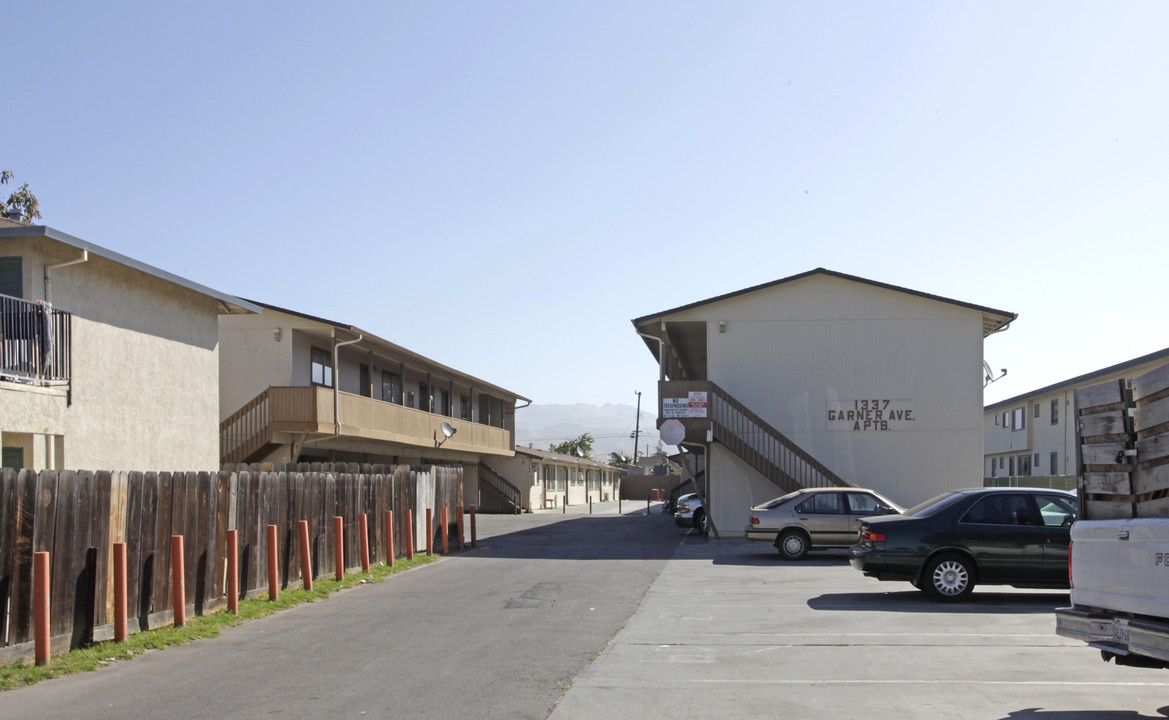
514,403,664,459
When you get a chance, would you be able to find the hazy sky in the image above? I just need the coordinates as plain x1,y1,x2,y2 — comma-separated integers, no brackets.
7,2,1168,414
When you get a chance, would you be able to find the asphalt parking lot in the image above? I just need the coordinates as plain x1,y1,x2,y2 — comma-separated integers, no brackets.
551,528,1169,720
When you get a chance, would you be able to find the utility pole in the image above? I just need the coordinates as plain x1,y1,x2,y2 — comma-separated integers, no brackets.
632,390,642,465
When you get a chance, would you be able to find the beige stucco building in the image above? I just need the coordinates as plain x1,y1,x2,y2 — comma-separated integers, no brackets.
632,268,1016,538
984,346,1169,484
485,446,621,511
0,218,258,471
218,301,530,507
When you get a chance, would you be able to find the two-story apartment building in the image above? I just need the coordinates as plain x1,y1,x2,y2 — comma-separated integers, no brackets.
218,301,530,507
984,346,1169,484
485,446,621,511
0,218,259,470
632,268,1015,538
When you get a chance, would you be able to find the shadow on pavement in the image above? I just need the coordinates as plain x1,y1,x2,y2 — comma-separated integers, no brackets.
997,708,1169,719
466,513,683,560
807,589,1068,614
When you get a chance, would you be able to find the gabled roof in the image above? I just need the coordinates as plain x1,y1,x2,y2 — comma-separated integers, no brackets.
0,222,259,314
247,298,531,404
632,268,1017,338
984,346,1169,411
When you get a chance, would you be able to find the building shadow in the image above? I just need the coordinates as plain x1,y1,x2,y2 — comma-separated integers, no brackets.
807,589,1068,614
997,708,1169,719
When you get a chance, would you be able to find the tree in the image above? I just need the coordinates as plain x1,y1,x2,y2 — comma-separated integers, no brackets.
549,432,594,459
608,451,632,467
1,170,42,222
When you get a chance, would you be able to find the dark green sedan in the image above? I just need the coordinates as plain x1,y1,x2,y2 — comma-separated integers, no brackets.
848,487,1078,601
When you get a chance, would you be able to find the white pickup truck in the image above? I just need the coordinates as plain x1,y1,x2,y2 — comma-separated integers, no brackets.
1054,363,1169,668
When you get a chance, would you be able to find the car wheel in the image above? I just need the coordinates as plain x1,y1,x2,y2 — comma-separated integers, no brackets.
694,509,708,535
777,529,809,561
922,554,976,601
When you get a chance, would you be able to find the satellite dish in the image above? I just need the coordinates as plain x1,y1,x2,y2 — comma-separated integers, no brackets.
441,421,457,438
660,419,685,446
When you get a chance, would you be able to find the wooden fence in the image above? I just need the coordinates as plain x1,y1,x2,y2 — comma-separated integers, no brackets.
0,463,462,663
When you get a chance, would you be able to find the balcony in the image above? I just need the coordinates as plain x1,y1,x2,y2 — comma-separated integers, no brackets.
0,293,71,386
221,386,514,466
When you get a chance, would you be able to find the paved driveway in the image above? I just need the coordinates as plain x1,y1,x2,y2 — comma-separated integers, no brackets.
551,535,1169,720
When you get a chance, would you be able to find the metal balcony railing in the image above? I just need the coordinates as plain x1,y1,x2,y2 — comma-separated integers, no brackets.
0,293,71,386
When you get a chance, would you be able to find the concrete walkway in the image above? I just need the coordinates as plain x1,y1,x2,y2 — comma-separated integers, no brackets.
550,532,1169,720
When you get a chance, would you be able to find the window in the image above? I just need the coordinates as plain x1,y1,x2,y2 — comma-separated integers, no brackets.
1034,403,1041,418
406,391,415,408
419,383,431,412
998,457,1005,469
1017,454,1031,476
1034,453,1040,468
440,389,451,416
310,347,332,387
460,396,471,421
2,446,23,469
1050,452,1059,475
1012,407,1026,431
0,257,21,298
994,414,1000,427
795,492,844,514
1051,399,1059,425
1034,494,1077,527
382,371,402,405
846,493,886,514
962,494,1037,525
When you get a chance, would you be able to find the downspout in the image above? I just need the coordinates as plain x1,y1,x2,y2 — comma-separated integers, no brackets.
332,331,363,434
44,250,88,304
637,327,666,382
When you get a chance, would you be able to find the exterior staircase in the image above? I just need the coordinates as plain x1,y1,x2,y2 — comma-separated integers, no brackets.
478,462,522,514
663,380,852,495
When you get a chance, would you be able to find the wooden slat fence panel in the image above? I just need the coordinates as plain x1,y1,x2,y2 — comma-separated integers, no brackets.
0,463,460,662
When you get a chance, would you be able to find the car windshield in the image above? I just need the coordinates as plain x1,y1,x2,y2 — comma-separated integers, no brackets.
760,490,802,509
901,491,965,517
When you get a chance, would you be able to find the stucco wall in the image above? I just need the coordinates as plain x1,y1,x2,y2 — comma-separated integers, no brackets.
218,311,295,419
2,239,225,470
664,274,989,508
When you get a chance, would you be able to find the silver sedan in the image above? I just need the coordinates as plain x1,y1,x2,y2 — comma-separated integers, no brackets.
746,488,903,560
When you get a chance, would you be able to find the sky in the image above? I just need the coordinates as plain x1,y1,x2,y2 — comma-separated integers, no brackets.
6,2,1169,419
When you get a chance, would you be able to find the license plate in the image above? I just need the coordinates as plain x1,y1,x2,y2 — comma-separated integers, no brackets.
1113,618,1130,647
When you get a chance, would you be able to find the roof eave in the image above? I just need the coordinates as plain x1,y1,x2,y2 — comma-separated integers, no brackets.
0,224,260,314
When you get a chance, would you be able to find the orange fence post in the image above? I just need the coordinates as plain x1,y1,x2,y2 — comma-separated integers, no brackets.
267,524,279,601
227,529,239,614
33,551,50,665
171,535,186,627
441,507,449,554
299,520,313,591
359,514,370,572
470,505,477,548
113,543,127,642
405,509,414,560
334,516,344,581
384,510,395,567
456,505,464,550
426,508,434,556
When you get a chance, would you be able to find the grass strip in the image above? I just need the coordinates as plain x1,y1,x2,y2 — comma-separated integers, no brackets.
0,554,438,691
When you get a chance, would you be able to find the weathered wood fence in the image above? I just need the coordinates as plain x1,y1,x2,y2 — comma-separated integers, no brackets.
0,463,462,663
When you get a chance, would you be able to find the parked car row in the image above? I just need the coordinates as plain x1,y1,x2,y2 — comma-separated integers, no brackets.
668,485,1078,602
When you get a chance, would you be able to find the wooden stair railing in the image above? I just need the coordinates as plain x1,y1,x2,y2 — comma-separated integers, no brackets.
707,382,851,493
478,462,522,514
220,389,272,466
